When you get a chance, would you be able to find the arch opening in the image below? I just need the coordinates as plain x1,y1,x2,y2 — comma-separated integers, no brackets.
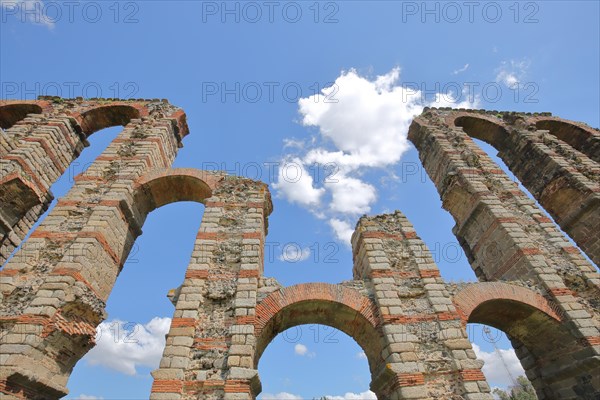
257,324,377,400
456,283,598,399
454,115,510,152
66,200,206,398
254,284,386,398
79,104,141,136
535,119,600,162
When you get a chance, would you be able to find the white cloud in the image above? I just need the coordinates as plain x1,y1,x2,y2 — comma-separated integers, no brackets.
283,138,305,150
272,157,325,208
495,59,531,89
274,67,479,244
294,343,315,358
327,176,376,215
0,1,55,28
260,393,303,400
294,343,308,355
329,219,354,245
71,396,103,400
279,243,311,263
324,390,377,399
356,351,367,360
83,317,171,375
298,67,416,169
452,63,470,75
429,89,479,109
472,343,526,389
259,390,377,400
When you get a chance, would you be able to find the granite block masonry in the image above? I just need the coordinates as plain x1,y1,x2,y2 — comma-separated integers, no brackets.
1,98,598,399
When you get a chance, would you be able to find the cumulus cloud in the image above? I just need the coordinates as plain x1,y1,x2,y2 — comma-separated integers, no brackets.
71,396,103,400
279,243,311,263
272,157,325,208
260,393,303,400
0,0,55,28
83,317,171,375
324,390,377,399
472,343,526,388
275,67,479,246
495,59,531,89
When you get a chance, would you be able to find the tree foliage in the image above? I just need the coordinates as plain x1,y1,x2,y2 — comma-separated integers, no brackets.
492,376,537,400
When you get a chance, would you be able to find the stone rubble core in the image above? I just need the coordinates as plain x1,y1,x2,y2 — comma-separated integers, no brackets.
0,98,598,400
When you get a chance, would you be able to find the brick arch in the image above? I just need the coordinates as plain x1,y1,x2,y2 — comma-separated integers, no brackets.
531,117,600,162
133,168,222,216
453,282,596,397
453,282,563,323
73,103,189,142
254,283,384,374
0,101,51,130
75,104,144,136
451,113,511,151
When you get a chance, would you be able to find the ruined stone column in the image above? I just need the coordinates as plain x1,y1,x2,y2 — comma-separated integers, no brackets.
416,108,600,266
352,212,492,400
0,100,187,399
151,176,272,400
0,99,84,264
0,98,184,265
409,108,600,398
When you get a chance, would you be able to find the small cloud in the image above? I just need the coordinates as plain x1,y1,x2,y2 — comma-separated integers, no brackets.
294,343,308,355
495,59,531,89
452,63,470,75
71,396,103,400
260,393,303,400
278,244,311,263
0,1,55,28
356,351,367,360
294,343,315,357
283,138,305,150
324,390,377,399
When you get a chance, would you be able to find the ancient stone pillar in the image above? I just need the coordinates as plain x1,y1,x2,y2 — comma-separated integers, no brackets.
409,108,600,398
0,98,186,265
352,212,492,399
0,100,187,399
411,108,600,266
151,176,272,400
0,99,83,263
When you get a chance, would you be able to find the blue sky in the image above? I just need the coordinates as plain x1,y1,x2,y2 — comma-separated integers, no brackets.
1,1,599,399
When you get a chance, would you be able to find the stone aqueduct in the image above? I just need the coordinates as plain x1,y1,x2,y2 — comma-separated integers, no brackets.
0,97,598,399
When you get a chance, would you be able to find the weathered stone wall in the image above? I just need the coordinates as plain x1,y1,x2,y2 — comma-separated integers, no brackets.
150,175,272,399
409,108,600,399
0,97,188,264
351,212,491,399
0,97,189,398
1,99,598,399
408,108,599,266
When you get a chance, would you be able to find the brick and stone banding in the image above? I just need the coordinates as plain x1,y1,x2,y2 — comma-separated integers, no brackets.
1,101,598,399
